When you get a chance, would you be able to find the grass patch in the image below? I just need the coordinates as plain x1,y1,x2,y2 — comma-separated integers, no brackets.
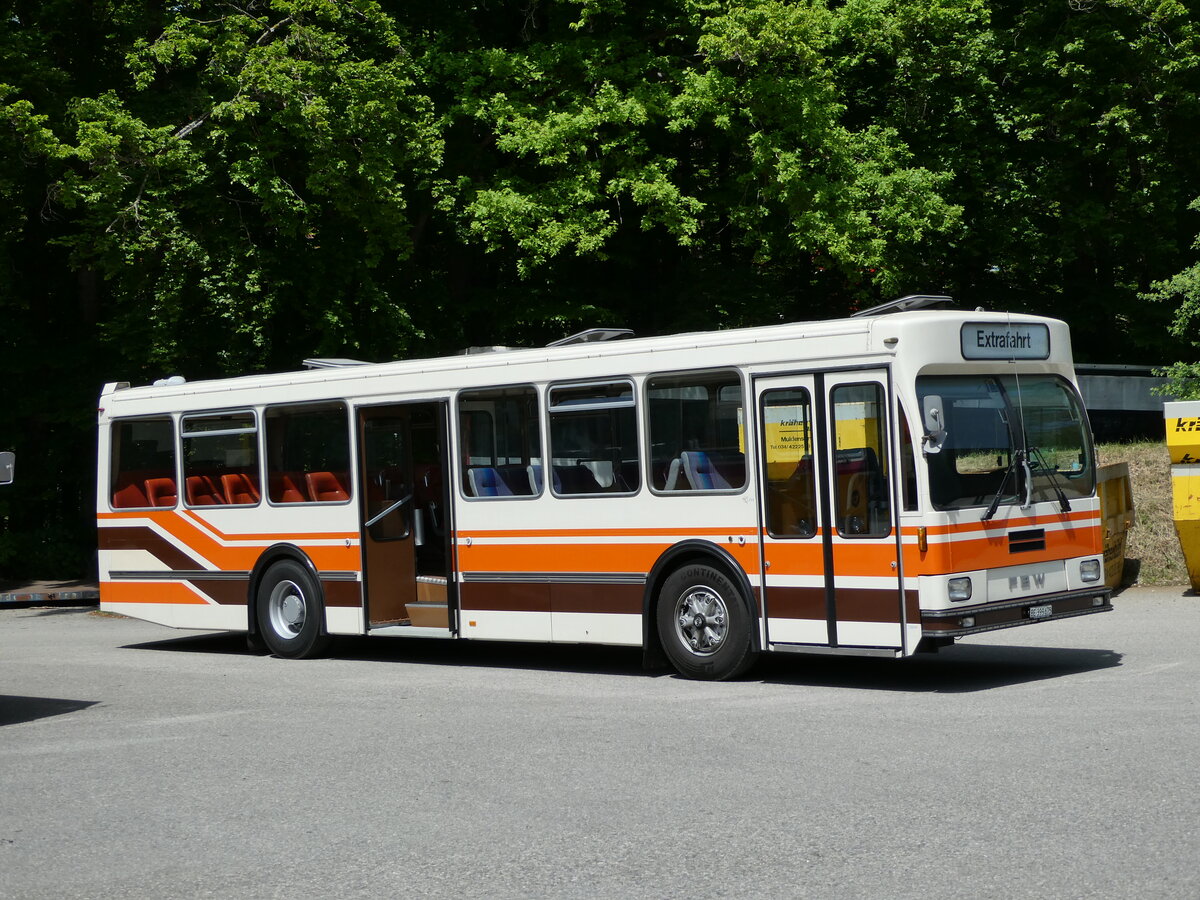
1096,441,1187,586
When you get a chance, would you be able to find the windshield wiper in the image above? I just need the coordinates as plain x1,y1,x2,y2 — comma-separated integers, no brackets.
1028,446,1072,513
982,449,1033,522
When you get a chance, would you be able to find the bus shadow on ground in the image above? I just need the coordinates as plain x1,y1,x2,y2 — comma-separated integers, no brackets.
122,632,651,678
123,631,1121,690
758,644,1123,693
0,695,99,727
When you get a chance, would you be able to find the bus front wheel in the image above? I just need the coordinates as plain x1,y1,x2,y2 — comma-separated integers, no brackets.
256,560,332,659
656,564,756,680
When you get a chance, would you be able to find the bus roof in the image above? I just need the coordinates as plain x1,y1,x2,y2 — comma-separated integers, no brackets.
100,308,1072,408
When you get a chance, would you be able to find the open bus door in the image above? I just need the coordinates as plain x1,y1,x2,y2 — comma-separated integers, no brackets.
756,370,907,655
358,403,453,630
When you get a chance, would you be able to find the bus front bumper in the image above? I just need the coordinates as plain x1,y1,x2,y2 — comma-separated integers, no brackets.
920,587,1113,638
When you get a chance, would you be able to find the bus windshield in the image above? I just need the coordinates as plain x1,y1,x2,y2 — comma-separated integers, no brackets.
916,374,1095,512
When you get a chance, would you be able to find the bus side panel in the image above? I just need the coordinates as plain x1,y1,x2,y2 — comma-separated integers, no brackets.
454,494,760,647
98,508,363,634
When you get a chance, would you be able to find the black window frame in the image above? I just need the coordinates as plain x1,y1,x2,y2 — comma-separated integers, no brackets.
547,378,641,498
262,401,353,507
109,415,179,511
457,384,544,501
829,381,892,540
644,368,748,496
760,386,818,540
180,408,263,509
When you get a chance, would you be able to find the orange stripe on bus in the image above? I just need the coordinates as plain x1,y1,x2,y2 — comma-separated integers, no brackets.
906,524,1102,573
179,508,359,543
911,509,1100,537
460,526,759,540
100,511,361,573
456,525,1102,579
457,541,762,575
101,581,209,605
99,509,357,543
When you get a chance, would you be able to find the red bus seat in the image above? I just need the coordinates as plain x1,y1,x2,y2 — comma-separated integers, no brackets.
186,475,224,506
221,472,261,506
306,471,349,502
112,478,150,508
269,472,308,504
144,477,177,508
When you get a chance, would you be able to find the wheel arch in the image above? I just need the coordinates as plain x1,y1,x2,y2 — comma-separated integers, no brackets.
641,540,760,669
247,544,326,636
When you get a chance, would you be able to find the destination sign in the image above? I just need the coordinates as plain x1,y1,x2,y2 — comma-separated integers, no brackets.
960,322,1050,360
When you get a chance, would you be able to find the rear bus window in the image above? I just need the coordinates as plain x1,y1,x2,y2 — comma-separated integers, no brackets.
182,411,261,507
458,386,542,498
264,403,351,504
647,371,745,492
110,417,177,509
548,381,640,495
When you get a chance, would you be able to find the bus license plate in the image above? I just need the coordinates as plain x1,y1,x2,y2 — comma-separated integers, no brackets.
1028,604,1053,619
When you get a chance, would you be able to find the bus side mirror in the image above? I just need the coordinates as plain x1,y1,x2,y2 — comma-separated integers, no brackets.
921,397,946,455
0,451,13,485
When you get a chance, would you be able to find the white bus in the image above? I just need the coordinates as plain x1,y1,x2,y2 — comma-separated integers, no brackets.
97,297,1111,679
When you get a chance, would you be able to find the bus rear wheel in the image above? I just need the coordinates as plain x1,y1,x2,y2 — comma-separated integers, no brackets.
256,560,331,659
657,563,756,680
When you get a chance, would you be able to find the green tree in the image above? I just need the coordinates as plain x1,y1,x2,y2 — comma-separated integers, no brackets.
48,0,444,375
4,0,1200,578
1145,198,1200,399
0,1,158,576
832,0,1200,362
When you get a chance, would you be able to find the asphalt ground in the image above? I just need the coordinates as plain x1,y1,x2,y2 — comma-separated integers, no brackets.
1,586,1197,899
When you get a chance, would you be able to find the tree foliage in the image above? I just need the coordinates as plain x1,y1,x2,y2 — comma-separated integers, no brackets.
2,0,1200,576
1145,198,1200,399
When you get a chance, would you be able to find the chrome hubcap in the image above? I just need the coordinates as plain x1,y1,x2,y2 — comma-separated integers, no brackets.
674,586,728,656
269,580,306,637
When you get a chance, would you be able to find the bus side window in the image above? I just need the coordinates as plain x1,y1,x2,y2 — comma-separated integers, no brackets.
264,403,351,504
458,386,541,499
646,371,745,492
110,417,177,509
548,381,640,496
182,411,260,507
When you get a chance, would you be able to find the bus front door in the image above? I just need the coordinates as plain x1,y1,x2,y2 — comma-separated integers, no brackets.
359,402,452,629
756,371,906,653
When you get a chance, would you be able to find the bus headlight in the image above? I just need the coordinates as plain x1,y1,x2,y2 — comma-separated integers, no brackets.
1080,559,1102,583
948,577,972,602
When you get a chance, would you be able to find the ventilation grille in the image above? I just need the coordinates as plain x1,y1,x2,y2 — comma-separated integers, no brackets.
1009,528,1046,553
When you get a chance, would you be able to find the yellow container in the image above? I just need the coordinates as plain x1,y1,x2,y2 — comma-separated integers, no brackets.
1096,463,1135,588
1165,400,1200,590
1165,399,1200,464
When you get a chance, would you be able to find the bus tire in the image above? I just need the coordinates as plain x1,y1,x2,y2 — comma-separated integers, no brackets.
657,563,756,680
256,560,332,659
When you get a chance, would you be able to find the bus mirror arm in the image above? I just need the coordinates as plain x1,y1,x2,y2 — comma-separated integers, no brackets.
921,396,946,455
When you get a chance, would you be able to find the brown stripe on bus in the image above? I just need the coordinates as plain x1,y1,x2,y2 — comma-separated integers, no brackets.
321,580,363,609
460,581,551,613
99,526,205,572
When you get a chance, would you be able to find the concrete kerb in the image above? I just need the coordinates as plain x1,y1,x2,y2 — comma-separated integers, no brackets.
0,580,99,607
